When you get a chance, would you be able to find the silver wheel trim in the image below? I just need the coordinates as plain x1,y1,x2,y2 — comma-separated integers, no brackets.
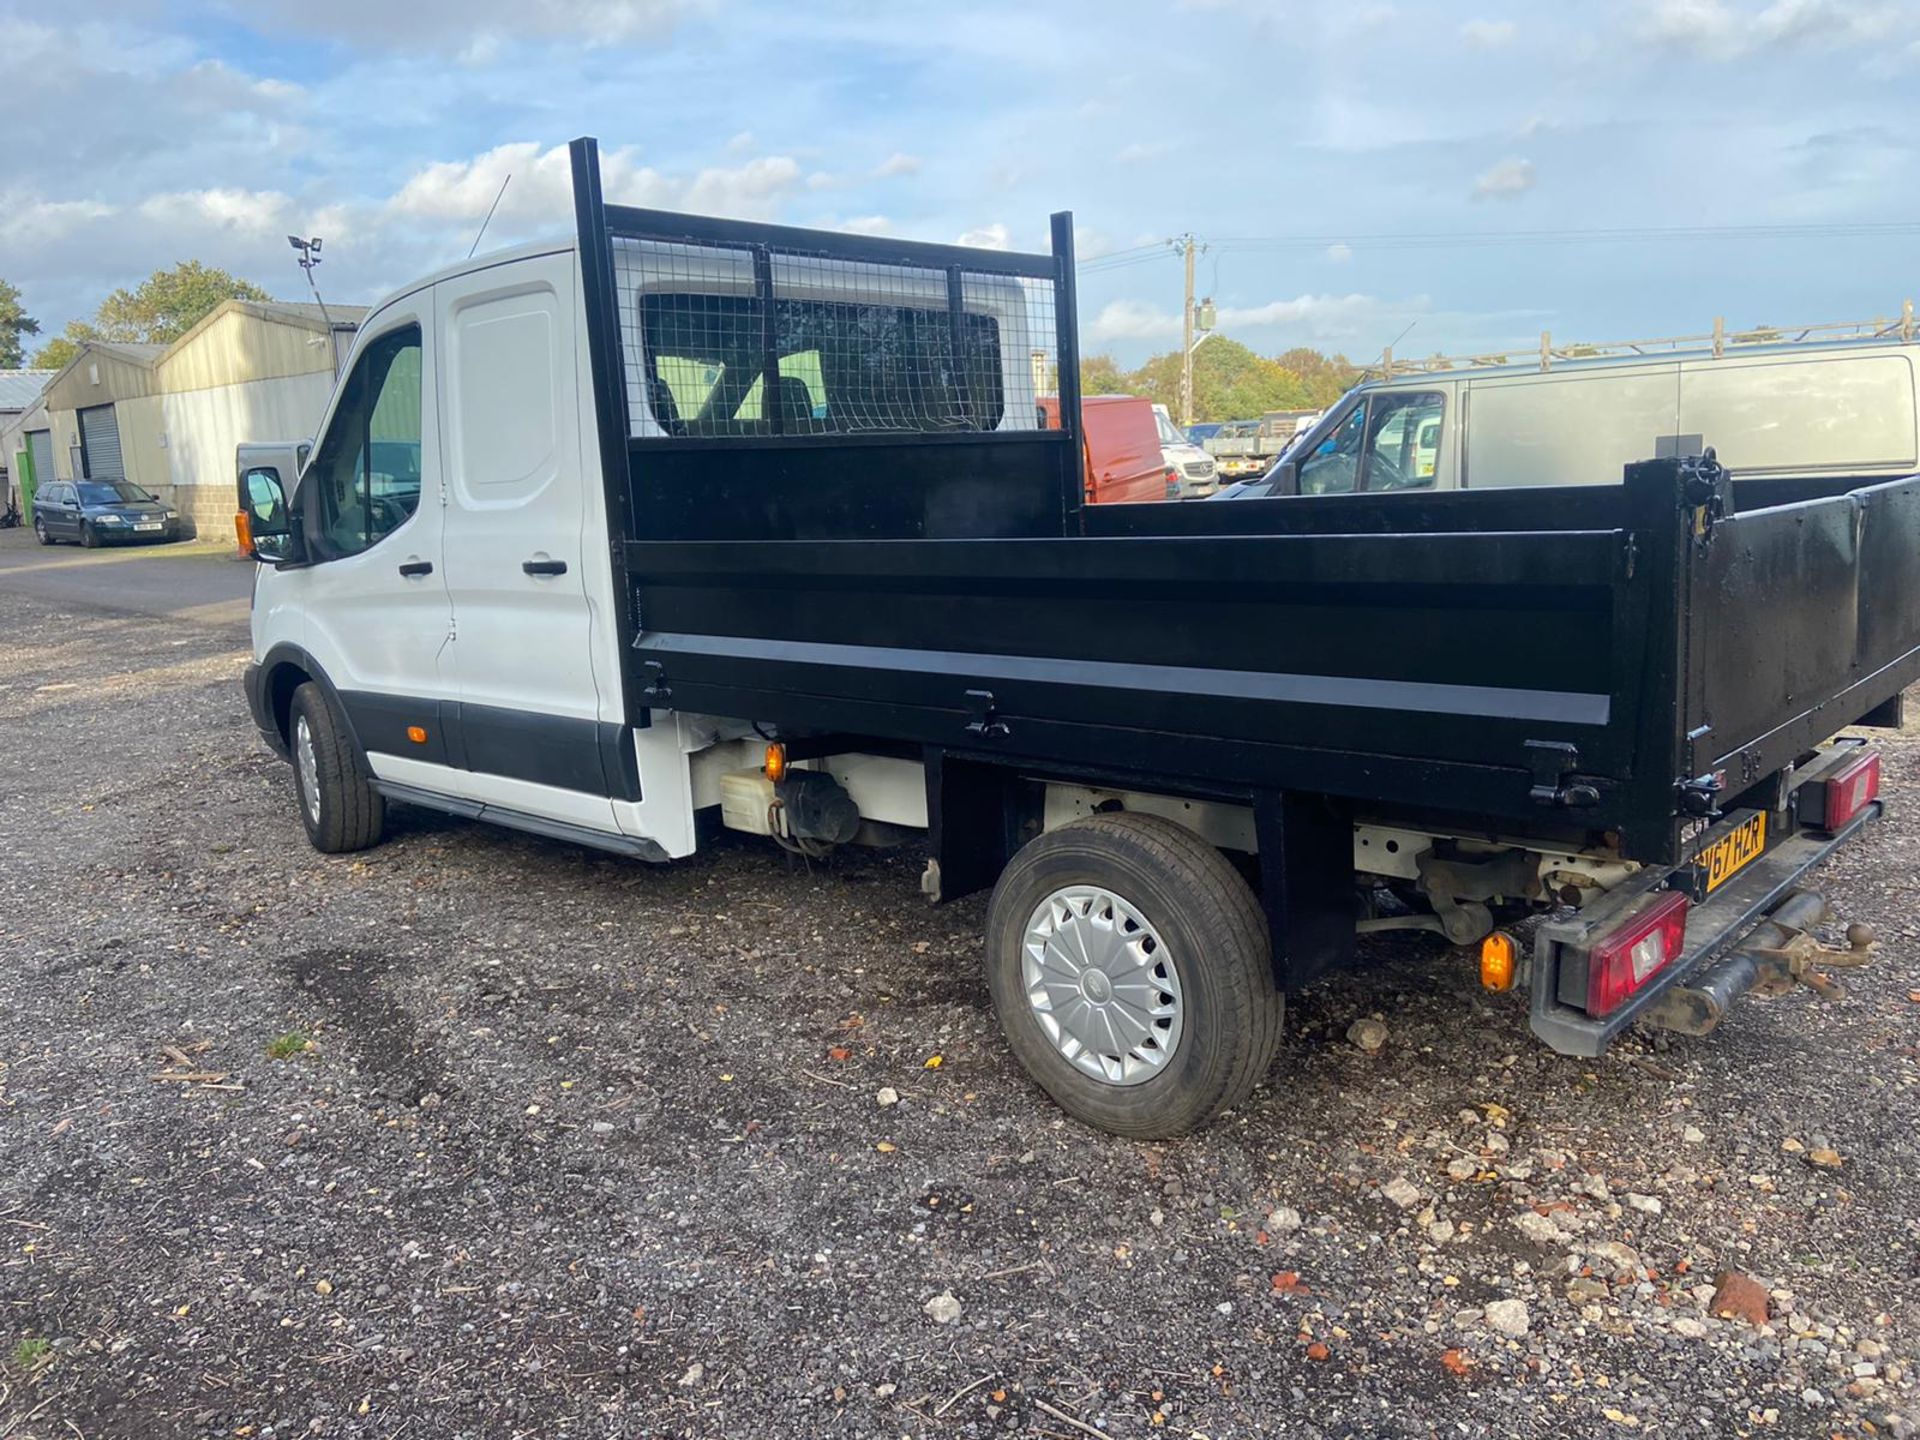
1021,885,1184,1086
294,715,323,826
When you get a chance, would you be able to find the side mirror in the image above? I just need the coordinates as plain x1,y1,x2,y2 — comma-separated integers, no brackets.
241,470,296,563
1273,460,1299,496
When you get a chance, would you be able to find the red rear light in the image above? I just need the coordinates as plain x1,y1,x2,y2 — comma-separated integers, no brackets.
1587,890,1690,1017
1818,750,1880,830
1165,466,1180,498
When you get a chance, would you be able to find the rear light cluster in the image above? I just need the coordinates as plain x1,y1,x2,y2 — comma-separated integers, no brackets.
1808,749,1880,831
1586,890,1690,1017
1164,466,1180,498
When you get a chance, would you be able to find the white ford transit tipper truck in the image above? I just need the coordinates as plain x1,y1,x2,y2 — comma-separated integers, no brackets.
243,138,1910,1138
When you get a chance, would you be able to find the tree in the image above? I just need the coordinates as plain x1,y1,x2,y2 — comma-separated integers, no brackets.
1079,354,1128,395
1271,347,1362,409
33,322,97,372
33,260,271,368
1077,337,1356,423
0,279,40,368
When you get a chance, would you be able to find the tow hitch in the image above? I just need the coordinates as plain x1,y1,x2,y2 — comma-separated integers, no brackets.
1641,890,1878,1036
1744,916,1878,1002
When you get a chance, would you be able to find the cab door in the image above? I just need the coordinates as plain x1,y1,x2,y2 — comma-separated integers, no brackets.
435,250,615,831
291,304,460,790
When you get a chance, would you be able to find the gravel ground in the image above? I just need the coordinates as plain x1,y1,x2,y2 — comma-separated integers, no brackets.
0,540,1915,1440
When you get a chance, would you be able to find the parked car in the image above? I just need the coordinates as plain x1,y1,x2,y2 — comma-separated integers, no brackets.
1037,394,1171,504
238,138,1913,1141
31,479,182,546
1152,404,1217,497
1185,421,1224,446
1233,333,1920,498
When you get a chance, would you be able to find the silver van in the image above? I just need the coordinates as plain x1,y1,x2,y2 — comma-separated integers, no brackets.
1229,324,1920,498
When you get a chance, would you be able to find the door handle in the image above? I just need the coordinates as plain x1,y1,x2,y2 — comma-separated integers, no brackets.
398,559,434,577
522,558,568,577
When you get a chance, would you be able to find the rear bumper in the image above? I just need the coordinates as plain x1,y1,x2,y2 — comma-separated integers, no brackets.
96,522,180,543
1529,799,1881,1057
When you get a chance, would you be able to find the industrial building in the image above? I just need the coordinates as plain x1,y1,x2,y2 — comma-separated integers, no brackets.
0,300,361,534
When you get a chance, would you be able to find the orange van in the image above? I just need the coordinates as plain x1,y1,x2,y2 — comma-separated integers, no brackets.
1038,394,1172,505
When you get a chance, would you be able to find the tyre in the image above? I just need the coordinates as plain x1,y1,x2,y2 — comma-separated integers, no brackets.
984,812,1284,1138
288,682,386,854
34,516,53,545
80,521,99,548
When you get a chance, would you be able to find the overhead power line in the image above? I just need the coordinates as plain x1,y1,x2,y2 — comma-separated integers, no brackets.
1076,218,1920,270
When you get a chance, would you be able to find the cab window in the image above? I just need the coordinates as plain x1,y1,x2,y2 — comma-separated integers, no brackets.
1362,392,1444,492
1297,403,1367,494
305,326,424,561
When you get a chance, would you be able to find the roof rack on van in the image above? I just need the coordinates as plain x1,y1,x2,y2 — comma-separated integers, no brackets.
1366,300,1918,380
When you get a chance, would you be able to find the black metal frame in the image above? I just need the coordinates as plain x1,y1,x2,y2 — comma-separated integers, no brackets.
571,137,1083,536
567,136,1920,992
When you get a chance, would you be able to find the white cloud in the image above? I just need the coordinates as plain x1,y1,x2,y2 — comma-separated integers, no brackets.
1461,17,1517,46
390,141,803,224
873,152,922,178
1115,141,1171,165
1637,0,1906,60
1090,292,1417,343
956,222,1011,250
835,215,894,235
1326,242,1353,263
139,188,294,238
238,0,712,49
1472,156,1536,200
0,196,116,247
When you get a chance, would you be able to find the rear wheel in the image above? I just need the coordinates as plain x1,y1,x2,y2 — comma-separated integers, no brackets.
33,516,53,545
289,682,386,854
985,812,1284,1138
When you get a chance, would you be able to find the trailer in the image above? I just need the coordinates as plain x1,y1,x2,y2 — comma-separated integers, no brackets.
1205,410,1319,479
241,138,1915,1137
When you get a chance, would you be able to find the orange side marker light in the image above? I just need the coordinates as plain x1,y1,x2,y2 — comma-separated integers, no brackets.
1480,931,1518,991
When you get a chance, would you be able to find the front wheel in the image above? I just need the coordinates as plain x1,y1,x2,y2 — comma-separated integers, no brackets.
289,682,386,854
985,812,1284,1138
79,522,99,548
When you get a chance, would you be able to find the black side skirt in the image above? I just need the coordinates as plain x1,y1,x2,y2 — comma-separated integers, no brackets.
371,780,667,862
339,692,642,803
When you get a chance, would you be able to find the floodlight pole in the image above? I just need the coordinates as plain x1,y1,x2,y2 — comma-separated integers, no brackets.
289,235,341,374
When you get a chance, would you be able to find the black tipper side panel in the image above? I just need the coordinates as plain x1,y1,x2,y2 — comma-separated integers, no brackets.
568,138,1920,870
1687,473,1920,784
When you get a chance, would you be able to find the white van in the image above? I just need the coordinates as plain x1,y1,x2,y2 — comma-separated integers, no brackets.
1229,335,1920,497
235,140,1912,1139
1151,403,1217,497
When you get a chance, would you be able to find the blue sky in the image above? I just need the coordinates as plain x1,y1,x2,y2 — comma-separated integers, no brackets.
4,0,1919,366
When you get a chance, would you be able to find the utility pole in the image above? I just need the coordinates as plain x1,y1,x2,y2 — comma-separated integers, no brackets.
1170,233,1209,427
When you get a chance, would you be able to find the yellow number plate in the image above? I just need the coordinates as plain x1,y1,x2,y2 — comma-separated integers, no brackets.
1701,811,1768,893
